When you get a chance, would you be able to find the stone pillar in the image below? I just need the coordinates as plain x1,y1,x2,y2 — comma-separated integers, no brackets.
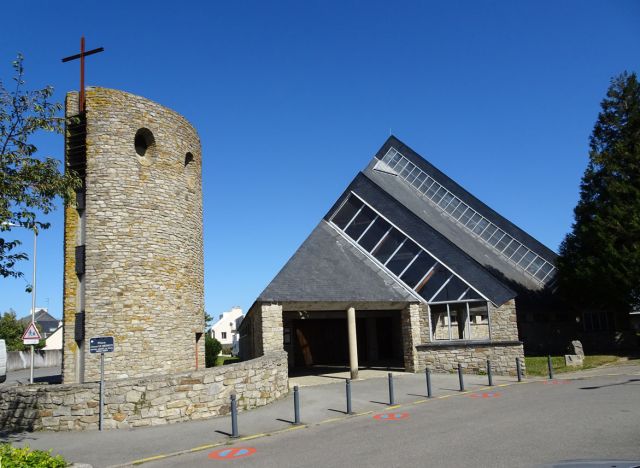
256,303,283,356
401,303,423,372
489,299,519,341
347,307,359,380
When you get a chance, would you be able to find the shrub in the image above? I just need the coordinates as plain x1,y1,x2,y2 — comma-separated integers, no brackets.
205,334,222,368
0,443,67,467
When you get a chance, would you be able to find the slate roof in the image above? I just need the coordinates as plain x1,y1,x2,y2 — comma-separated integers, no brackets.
366,136,557,291
258,136,555,307
259,222,414,303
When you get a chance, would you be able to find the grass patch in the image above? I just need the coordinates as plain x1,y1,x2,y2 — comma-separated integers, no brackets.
525,355,621,376
215,355,240,366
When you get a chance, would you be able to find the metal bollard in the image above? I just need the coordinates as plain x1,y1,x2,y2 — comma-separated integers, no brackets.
426,368,433,398
230,394,239,438
487,359,493,387
547,355,554,379
346,379,353,415
388,373,395,405
516,357,522,382
458,363,465,391
293,385,301,425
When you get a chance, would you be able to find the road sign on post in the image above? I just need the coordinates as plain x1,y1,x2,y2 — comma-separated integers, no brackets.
89,336,114,431
89,336,115,354
22,322,41,346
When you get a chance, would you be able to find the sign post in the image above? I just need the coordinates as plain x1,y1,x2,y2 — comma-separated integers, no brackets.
22,321,41,385
89,336,115,431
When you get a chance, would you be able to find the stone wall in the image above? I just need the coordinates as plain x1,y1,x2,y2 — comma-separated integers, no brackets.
0,353,287,432
63,88,205,383
416,342,525,376
407,299,524,375
246,303,283,358
401,303,423,372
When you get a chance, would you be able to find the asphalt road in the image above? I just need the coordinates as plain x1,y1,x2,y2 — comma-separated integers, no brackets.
3,365,639,467
149,371,640,468
0,365,61,386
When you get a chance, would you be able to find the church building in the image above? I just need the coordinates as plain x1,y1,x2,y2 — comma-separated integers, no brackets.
239,136,562,376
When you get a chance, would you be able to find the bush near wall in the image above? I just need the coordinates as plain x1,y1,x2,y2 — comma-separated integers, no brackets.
205,335,222,368
0,444,67,467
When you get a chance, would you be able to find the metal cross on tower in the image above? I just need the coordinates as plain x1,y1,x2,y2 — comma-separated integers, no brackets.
62,36,104,113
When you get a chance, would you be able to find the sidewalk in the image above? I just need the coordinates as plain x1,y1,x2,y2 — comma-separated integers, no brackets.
3,364,638,468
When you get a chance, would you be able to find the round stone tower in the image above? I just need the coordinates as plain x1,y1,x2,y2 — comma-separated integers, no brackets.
62,87,205,383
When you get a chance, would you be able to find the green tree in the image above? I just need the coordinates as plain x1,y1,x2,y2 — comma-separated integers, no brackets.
557,71,640,313
0,309,26,351
205,334,222,367
0,54,80,279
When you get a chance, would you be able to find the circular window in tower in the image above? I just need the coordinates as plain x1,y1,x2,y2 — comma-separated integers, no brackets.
134,128,155,157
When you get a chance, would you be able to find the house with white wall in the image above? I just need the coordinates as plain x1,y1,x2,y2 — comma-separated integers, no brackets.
210,307,243,346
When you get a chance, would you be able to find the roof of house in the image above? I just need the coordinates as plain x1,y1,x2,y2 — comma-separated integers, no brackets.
257,136,556,307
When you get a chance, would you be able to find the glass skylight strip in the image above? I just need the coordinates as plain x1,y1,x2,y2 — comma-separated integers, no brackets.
380,147,556,286
328,193,489,304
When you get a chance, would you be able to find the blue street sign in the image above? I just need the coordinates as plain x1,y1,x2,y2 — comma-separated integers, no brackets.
89,336,115,353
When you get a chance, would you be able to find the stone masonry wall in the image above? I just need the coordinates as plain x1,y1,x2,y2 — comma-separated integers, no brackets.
0,353,288,432
401,303,423,372
411,299,524,375
260,304,284,355
63,88,205,382
489,299,519,341
416,343,525,376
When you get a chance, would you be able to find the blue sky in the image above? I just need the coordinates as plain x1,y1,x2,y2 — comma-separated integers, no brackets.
1,1,638,320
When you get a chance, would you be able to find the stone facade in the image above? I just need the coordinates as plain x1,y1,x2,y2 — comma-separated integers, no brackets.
412,299,524,375
398,299,525,375
63,88,205,383
401,303,423,372
416,342,525,375
251,303,284,357
0,353,287,432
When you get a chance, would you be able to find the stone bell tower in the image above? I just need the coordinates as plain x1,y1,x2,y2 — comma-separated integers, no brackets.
62,87,205,383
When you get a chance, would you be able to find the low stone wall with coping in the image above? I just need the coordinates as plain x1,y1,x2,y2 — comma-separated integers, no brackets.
0,352,287,432
416,341,525,375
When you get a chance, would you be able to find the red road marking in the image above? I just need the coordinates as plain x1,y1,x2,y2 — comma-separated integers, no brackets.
373,412,410,421
469,392,501,399
209,447,256,460
543,380,570,385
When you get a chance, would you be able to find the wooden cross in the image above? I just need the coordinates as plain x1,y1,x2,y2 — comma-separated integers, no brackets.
62,36,104,113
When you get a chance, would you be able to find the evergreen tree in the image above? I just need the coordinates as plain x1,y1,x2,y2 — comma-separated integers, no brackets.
557,72,640,313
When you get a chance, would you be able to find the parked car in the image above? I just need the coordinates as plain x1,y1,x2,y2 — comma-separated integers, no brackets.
0,339,7,383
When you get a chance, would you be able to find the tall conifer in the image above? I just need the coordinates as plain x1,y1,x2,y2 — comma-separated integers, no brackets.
557,72,640,313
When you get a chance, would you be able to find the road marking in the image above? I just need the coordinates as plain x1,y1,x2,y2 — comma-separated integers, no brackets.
272,425,306,435
319,416,346,424
412,399,428,404
469,391,501,399
209,447,256,460
131,454,168,464
239,433,266,441
386,404,402,410
189,443,219,452
373,412,409,421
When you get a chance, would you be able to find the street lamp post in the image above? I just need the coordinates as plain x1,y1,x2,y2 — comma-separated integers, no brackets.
1,222,38,384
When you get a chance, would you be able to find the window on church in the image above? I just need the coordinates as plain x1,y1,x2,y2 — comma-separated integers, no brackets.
329,193,487,304
345,205,376,240
430,301,489,341
378,148,557,286
332,196,363,230
134,128,155,157
221,332,227,340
